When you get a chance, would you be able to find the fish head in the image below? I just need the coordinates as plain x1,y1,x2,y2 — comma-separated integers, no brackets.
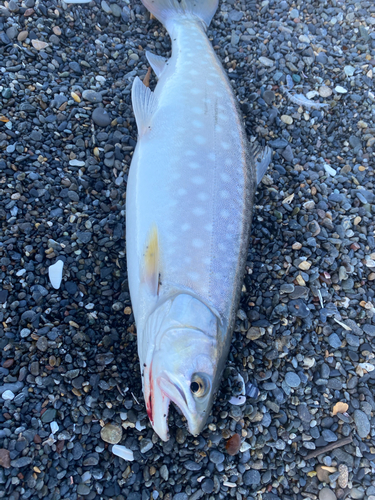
147,329,217,441
142,295,220,441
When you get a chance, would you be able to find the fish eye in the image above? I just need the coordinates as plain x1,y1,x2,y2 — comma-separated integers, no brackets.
190,373,209,398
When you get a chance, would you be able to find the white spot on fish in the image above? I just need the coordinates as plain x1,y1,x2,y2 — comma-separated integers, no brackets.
204,223,213,232
203,98,212,104
197,192,209,201
215,124,223,133
208,153,215,161
192,120,203,128
214,91,223,98
194,135,206,145
218,113,228,121
189,69,199,76
178,188,187,196
192,107,204,115
184,256,192,264
188,162,200,169
225,158,232,166
206,79,214,86
192,176,205,185
192,238,204,248
221,142,230,150
181,223,191,232
193,207,205,216
203,257,211,265
188,271,200,281
220,173,231,182
218,243,226,251
220,209,230,218
191,88,201,95
220,190,230,199
185,150,195,156
218,104,225,111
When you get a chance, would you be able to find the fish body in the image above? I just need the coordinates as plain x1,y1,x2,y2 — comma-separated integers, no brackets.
126,0,271,441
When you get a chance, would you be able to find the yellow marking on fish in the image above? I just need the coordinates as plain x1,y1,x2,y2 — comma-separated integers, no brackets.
142,225,160,296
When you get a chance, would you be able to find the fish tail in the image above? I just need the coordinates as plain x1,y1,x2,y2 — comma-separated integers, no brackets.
141,0,218,30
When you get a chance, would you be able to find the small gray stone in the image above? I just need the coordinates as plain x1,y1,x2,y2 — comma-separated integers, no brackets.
100,424,122,444
285,372,301,388
77,484,91,496
243,470,261,486
328,333,341,349
319,488,337,500
82,90,103,103
41,409,56,423
140,438,153,453
209,450,225,464
36,336,48,352
92,107,111,126
353,410,370,439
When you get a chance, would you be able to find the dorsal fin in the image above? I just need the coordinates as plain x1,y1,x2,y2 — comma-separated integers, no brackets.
132,76,158,136
146,51,168,78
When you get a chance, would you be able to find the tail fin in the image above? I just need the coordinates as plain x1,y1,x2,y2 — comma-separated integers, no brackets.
141,0,218,29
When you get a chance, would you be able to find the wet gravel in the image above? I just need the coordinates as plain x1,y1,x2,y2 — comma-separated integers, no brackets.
1,0,375,499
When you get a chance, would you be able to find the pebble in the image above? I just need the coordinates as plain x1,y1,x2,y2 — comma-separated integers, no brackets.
243,470,261,486
284,372,301,388
281,115,293,125
92,107,112,126
353,410,370,438
0,449,10,469
319,488,337,500
209,450,225,464
1,390,15,400
100,424,123,444
319,86,333,97
112,445,134,462
48,260,64,289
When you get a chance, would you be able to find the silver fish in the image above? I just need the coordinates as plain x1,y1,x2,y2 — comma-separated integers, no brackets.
126,0,271,441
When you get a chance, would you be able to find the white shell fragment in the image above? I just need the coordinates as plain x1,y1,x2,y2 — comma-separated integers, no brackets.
112,445,134,462
50,422,59,434
48,260,64,289
229,396,246,406
335,86,348,94
324,164,337,176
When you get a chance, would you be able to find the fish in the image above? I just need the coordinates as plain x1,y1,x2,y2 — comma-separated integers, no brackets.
126,0,272,442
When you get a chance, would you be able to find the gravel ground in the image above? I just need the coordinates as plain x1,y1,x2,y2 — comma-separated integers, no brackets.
1,0,375,499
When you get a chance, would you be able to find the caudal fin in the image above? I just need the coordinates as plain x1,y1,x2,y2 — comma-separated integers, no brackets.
141,0,218,29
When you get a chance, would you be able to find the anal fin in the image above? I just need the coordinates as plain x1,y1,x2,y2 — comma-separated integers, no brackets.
132,76,158,137
146,51,168,78
250,142,272,184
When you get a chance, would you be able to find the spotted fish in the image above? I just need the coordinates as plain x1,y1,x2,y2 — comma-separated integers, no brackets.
126,0,272,441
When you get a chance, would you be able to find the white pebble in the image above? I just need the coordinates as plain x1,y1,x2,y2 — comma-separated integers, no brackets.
112,444,134,462
240,441,251,452
335,85,348,94
2,390,15,401
50,422,59,434
48,260,64,289
229,395,246,406
16,269,27,277
69,159,85,167
135,420,146,431
324,164,337,176
152,492,159,500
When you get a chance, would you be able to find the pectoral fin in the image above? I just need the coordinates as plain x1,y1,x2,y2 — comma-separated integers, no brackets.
249,142,272,184
132,76,157,137
146,51,168,78
142,225,160,296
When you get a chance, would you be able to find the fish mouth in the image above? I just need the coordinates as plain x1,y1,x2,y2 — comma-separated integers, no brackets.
155,373,205,439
